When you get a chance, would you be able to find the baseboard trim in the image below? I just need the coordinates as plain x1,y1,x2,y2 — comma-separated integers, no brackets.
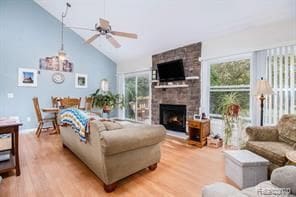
21,128,36,133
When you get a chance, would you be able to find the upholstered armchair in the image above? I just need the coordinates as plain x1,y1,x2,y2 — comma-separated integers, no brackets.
245,114,296,173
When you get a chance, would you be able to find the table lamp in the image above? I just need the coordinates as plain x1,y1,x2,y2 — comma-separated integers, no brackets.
254,77,273,126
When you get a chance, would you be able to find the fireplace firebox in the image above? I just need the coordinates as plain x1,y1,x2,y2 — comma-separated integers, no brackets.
159,104,186,132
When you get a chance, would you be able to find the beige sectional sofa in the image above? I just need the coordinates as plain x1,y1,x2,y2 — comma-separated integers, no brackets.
202,166,296,197
60,120,166,192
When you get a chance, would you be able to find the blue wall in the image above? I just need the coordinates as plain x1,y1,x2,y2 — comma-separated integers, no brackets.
0,0,117,129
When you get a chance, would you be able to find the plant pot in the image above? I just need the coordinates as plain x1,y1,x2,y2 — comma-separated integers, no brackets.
103,105,111,113
228,104,240,117
223,144,239,150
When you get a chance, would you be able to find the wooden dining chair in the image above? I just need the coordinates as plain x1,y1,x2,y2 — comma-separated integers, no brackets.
60,97,81,109
32,97,57,137
51,96,59,108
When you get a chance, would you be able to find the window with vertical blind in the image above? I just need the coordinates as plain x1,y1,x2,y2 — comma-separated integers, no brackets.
265,45,296,124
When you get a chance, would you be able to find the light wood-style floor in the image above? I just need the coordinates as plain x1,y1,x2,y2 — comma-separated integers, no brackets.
0,132,234,197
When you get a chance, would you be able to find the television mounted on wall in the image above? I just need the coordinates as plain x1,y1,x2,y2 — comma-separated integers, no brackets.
157,59,185,82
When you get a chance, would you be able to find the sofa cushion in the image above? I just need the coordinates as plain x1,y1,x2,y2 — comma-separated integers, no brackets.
246,141,293,166
271,166,296,195
242,181,280,197
246,126,279,141
278,114,296,145
101,121,123,131
202,182,247,197
89,120,106,133
100,125,166,155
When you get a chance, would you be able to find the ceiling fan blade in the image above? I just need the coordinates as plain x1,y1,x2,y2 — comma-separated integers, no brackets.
111,31,138,39
85,34,100,44
106,35,121,48
67,26,97,31
99,18,110,29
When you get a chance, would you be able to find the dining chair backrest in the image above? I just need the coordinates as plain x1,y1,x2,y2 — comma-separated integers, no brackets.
32,97,43,122
84,97,94,111
60,97,81,109
51,96,59,108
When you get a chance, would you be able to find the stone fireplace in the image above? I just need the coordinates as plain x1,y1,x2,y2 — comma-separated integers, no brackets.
160,104,186,132
151,43,201,128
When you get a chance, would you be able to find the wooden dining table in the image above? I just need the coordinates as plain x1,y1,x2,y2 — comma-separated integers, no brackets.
42,108,60,135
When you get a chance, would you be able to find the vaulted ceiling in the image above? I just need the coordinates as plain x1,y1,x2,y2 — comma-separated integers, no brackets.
34,0,295,64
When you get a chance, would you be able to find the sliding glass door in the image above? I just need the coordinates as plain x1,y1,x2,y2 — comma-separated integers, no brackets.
124,72,150,123
136,74,150,122
125,77,136,120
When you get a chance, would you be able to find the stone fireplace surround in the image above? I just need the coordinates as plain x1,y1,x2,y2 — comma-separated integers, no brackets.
151,43,201,128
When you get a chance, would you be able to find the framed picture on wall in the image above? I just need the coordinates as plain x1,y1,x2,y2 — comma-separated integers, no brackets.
75,73,88,88
18,68,38,87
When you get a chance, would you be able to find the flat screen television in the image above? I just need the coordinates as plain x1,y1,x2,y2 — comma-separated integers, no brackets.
157,59,185,82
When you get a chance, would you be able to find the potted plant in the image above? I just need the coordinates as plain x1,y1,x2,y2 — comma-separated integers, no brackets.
90,89,124,113
217,93,241,147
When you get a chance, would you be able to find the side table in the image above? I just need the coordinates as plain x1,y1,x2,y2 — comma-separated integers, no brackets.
187,119,210,147
286,151,296,165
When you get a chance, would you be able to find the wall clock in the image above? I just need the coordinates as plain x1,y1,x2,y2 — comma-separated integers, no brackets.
52,72,65,84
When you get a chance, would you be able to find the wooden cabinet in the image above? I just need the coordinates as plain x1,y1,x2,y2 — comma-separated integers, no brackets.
0,119,22,176
187,119,210,147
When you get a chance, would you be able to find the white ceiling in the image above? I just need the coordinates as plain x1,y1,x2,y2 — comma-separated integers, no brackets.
34,0,294,64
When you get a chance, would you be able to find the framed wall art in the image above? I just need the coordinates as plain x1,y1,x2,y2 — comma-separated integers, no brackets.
18,68,38,87
75,73,88,88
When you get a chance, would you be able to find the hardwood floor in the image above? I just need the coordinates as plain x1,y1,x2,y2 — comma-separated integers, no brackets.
0,132,234,197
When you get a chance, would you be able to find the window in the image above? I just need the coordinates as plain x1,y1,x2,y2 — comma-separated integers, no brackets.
124,72,150,123
209,59,251,118
265,45,296,124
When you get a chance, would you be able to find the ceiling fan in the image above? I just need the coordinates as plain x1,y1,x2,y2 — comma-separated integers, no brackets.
70,18,138,48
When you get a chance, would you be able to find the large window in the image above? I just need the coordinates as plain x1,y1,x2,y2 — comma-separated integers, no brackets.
124,73,150,123
209,59,251,117
265,45,296,124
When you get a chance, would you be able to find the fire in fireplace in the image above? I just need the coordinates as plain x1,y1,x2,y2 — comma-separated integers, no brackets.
159,104,186,132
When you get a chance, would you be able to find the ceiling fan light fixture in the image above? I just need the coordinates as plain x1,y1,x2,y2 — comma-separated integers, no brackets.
58,2,71,61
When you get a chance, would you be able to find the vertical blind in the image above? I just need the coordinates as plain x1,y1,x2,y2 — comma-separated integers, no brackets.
265,45,296,124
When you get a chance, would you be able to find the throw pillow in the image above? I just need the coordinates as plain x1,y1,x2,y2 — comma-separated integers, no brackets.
278,114,296,145
89,120,106,133
102,121,123,131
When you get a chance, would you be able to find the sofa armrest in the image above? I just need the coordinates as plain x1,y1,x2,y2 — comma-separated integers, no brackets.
202,182,247,197
246,126,279,141
271,166,296,195
100,125,166,156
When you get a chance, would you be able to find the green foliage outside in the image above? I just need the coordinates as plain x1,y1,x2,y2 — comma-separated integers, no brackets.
125,77,136,119
210,59,250,86
210,59,250,116
124,76,149,119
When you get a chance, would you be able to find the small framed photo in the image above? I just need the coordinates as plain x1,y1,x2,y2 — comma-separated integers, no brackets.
18,68,38,87
193,114,200,120
75,73,88,88
152,69,157,80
